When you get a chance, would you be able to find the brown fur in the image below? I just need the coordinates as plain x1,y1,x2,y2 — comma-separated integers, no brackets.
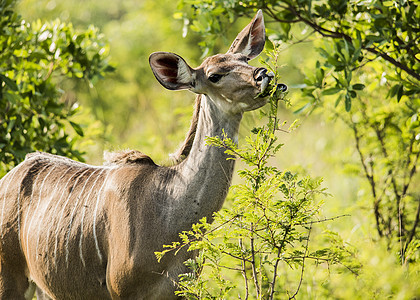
171,95,202,164
103,150,156,166
0,10,270,299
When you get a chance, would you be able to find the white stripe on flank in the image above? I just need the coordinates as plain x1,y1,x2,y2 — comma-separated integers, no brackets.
25,165,57,261
0,167,19,238
21,164,50,270
43,167,78,268
92,168,114,264
21,165,50,236
53,168,90,266
78,168,106,267
64,168,101,265
35,168,69,260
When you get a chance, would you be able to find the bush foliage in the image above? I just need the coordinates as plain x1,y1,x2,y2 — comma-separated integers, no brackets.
156,49,360,299
3,0,420,298
177,0,420,264
0,0,113,176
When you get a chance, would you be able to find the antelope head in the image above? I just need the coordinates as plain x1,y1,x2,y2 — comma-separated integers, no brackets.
149,10,273,115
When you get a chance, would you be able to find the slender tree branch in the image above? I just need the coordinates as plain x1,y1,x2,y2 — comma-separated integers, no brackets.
266,4,420,82
239,238,250,300
249,222,260,299
289,225,312,299
365,47,420,81
404,196,420,260
299,214,350,225
351,124,383,237
268,246,282,300
372,123,405,236
402,149,420,198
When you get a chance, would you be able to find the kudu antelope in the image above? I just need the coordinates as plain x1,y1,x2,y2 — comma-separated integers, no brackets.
0,10,276,299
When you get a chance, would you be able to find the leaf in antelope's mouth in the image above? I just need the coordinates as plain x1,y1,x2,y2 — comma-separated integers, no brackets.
260,75,272,94
256,81,288,98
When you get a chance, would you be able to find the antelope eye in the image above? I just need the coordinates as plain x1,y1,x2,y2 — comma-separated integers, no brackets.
208,74,223,83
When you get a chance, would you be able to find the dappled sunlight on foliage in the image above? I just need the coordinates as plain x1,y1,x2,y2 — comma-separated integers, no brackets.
0,0,112,175
156,49,360,299
174,0,420,298
17,0,207,164
3,0,419,298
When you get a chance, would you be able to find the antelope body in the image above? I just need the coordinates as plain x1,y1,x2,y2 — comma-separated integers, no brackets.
0,11,273,299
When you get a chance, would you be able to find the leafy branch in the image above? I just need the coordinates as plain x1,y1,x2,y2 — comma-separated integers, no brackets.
156,45,360,299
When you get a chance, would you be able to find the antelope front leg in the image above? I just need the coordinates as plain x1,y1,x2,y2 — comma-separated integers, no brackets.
0,257,29,299
35,286,52,300
22,282,52,300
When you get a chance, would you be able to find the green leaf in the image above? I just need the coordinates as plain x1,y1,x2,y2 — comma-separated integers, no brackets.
345,93,352,111
322,87,342,95
293,102,312,114
388,84,400,98
336,73,349,88
69,121,84,137
7,118,16,132
397,84,404,102
0,74,18,91
352,83,365,90
335,94,343,107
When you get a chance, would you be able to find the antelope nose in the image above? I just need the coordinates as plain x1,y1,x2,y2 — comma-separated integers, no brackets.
254,68,274,93
254,68,269,82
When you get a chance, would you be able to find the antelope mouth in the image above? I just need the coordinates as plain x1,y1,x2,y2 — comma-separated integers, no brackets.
256,72,288,99
260,73,273,95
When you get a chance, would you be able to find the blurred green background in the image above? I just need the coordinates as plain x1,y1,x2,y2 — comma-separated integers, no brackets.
3,0,420,298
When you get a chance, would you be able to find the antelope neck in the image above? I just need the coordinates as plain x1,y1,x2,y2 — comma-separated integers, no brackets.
172,94,242,220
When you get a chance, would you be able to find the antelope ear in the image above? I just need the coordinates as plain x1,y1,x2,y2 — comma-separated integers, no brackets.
227,10,265,60
149,52,194,90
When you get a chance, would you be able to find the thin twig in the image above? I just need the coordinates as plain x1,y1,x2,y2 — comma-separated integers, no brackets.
289,225,312,299
239,238,250,300
268,246,282,300
250,222,261,298
299,214,350,225
351,124,383,237
404,196,420,261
